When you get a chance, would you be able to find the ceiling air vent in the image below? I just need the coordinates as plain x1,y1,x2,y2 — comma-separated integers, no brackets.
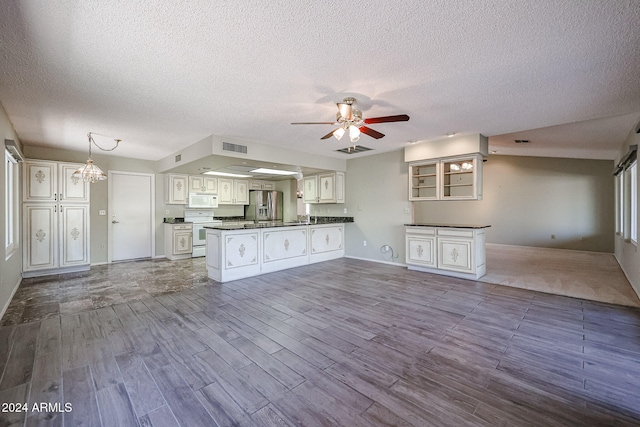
223,142,248,154
514,139,530,144
335,145,373,154
175,154,181,162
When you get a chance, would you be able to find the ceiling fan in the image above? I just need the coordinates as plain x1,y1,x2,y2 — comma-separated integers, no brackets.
291,97,409,142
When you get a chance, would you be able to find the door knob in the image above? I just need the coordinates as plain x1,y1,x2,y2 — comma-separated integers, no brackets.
112,220,119,224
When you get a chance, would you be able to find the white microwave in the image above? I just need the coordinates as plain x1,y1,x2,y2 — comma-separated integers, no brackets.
188,193,218,208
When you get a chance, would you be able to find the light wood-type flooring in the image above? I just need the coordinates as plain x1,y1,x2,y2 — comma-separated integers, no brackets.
482,244,640,308
1,257,640,426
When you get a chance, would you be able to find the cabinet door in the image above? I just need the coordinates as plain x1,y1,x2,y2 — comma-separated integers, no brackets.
263,228,308,263
318,173,336,203
437,238,473,272
188,176,204,193
311,226,343,253
249,180,263,190
23,204,57,271
406,235,436,267
302,176,317,203
60,204,90,267
24,161,57,202
167,175,188,204
234,179,249,205
218,178,234,204
59,163,90,203
409,161,439,200
441,155,481,200
203,177,218,194
335,172,345,203
173,230,193,255
225,232,259,269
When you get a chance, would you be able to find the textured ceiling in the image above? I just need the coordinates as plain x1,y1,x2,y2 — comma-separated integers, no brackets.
1,0,639,162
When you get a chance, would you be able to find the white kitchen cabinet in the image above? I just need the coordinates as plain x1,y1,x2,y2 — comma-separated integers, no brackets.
164,223,193,260
206,229,261,282
218,178,249,205
188,175,218,194
262,227,308,273
166,174,188,204
249,180,276,190
405,228,436,267
303,172,345,204
409,154,483,201
23,160,90,203
302,176,318,203
206,223,346,282
309,224,344,263
22,160,91,277
405,225,488,280
23,203,90,276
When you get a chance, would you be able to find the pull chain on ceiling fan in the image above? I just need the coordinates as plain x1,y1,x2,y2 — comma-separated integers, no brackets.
291,97,409,142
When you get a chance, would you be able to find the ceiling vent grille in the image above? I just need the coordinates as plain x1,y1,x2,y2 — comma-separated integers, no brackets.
335,145,373,154
223,142,248,154
175,154,181,162
514,139,530,144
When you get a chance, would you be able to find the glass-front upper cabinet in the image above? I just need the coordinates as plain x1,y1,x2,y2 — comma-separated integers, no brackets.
409,154,483,201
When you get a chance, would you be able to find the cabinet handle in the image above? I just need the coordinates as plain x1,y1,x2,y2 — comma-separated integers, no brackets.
55,205,57,213
60,193,63,200
54,193,57,201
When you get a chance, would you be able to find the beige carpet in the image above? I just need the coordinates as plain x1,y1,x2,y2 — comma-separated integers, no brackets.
481,243,640,307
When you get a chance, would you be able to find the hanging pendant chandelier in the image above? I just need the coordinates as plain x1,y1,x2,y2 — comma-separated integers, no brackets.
73,132,121,183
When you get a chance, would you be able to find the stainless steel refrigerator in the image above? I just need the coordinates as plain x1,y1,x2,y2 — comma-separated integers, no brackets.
245,191,283,222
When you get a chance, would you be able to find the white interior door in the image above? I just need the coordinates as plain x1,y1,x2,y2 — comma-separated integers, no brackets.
109,171,155,262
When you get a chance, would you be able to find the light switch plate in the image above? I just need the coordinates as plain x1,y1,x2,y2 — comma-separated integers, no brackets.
99,210,106,216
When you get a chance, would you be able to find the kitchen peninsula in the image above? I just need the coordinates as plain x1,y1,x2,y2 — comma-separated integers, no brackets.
205,217,353,282
405,223,490,280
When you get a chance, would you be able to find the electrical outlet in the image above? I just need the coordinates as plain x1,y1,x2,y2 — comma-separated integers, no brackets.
363,240,367,247
343,208,348,214
403,207,410,214
165,210,170,215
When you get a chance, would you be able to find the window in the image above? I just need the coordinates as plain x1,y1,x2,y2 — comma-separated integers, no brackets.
616,172,623,235
5,149,19,257
630,161,637,243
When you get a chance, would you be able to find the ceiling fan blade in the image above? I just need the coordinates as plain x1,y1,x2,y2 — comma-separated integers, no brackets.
359,126,385,139
337,102,353,120
291,122,337,125
321,129,340,140
363,114,410,124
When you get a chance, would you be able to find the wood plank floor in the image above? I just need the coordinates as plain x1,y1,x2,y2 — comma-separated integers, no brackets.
1,258,640,426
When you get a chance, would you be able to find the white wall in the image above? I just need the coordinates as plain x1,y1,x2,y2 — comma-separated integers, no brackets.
0,103,23,318
414,155,614,252
343,150,615,265
614,129,640,297
343,150,412,264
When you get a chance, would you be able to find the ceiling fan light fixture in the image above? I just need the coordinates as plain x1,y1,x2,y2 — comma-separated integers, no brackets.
333,127,345,140
349,125,360,142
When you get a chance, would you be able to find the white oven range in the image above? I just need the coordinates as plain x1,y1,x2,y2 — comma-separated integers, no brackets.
184,209,222,257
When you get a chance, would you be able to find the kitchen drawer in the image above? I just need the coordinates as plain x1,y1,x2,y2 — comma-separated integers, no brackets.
437,229,473,238
172,224,193,231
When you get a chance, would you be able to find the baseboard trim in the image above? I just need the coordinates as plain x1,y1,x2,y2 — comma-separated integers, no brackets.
614,253,640,300
344,255,407,267
0,277,22,321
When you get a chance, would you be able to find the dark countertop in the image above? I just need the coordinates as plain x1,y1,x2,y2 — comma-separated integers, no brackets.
205,217,354,231
405,223,491,229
